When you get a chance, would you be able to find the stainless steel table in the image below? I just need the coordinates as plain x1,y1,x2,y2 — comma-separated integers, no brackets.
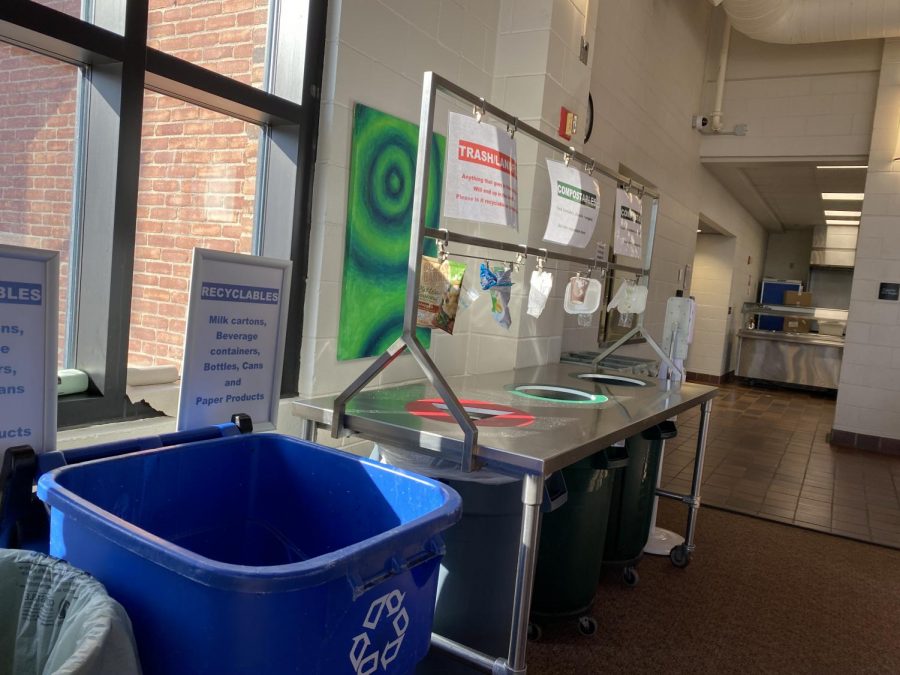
292,363,717,674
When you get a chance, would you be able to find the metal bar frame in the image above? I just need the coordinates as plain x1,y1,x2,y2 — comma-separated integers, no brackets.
591,197,682,377
331,71,670,469
655,398,713,553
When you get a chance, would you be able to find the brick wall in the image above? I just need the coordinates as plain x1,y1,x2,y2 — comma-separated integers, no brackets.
129,0,268,369
0,43,78,366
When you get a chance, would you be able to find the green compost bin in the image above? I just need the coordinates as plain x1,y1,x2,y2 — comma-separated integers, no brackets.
530,446,628,634
603,421,677,585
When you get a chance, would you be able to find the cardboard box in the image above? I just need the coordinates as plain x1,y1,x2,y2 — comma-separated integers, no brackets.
783,290,812,306
784,318,810,333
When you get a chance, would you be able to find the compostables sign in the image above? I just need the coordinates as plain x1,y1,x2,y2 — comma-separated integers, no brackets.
542,159,601,248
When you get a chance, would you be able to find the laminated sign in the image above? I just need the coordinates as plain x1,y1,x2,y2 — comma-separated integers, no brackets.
614,187,643,259
178,249,291,432
0,245,58,464
542,160,601,248
443,111,518,228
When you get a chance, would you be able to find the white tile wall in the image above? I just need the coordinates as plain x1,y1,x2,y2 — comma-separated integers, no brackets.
686,234,737,376
835,38,900,441
699,23,879,162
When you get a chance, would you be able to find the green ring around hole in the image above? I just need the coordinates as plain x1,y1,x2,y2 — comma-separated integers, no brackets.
509,388,608,405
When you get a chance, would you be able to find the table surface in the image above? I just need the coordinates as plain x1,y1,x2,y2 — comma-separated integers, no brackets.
292,363,717,475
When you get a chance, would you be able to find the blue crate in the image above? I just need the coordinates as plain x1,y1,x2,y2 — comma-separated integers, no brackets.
37,433,462,675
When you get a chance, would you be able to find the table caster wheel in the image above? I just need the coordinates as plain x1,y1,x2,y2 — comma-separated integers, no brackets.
623,566,639,587
670,544,691,568
577,616,598,636
527,622,543,642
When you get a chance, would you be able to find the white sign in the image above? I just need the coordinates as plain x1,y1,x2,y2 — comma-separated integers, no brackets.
542,160,601,247
443,111,519,228
177,249,291,432
614,187,643,259
0,245,58,462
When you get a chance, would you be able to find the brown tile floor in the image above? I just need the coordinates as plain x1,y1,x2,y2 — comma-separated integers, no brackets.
659,380,900,550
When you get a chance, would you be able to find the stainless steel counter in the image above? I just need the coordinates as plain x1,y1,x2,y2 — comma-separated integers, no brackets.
293,362,716,675
292,363,717,475
737,329,843,389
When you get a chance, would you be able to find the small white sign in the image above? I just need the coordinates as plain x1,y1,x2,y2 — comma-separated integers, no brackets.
0,244,58,462
542,160,601,248
443,112,519,228
177,249,291,432
614,187,643,259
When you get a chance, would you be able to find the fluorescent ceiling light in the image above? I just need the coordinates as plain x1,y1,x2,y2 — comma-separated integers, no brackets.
696,228,702,232
824,210,861,217
816,165,867,169
825,219,860,225
822,193,864,200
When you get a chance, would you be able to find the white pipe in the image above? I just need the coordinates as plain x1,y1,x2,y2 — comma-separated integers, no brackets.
711,15,731,133
714,0,900,44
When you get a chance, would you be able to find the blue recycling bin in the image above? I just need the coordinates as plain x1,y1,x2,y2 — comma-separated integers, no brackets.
37,433,462,675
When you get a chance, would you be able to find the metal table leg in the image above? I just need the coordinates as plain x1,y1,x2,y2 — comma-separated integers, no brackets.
299,418,317,442
506,472,544,674
683,399,712,552
429,472,545,674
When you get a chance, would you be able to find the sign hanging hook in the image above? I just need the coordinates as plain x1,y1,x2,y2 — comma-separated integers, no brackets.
506,117,518,138
473,98,486,123
514,244,527,271
438,228,450,261
585,159,595,176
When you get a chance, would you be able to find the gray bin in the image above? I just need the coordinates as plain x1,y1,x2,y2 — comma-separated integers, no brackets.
0,549,141,675
416,478,523,674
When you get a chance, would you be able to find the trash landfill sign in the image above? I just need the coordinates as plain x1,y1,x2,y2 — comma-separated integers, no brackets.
443,111,518,229
542,159,601,248
614,187,643,259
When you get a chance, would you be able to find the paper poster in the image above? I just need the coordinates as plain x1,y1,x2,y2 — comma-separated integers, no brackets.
178,249,291,432
0,244,58,463
443,111,518,228
542,160,601,247
614,187,643,259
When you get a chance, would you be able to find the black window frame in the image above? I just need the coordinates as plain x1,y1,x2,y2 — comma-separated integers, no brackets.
0,0,327,428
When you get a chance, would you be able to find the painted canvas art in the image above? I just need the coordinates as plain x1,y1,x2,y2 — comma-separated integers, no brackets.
338,103,445,360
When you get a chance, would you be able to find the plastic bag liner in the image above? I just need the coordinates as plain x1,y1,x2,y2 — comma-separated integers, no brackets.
374,444,517,485
0,549,141,675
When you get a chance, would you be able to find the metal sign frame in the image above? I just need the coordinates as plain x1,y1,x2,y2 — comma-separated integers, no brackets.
0,244,59,456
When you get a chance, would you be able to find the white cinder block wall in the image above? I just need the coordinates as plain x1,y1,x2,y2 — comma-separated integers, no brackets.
699,21,881,161
686,234,736,377
301,0,504,401
565,0,768,367
833,38,900,449
300,0,773,422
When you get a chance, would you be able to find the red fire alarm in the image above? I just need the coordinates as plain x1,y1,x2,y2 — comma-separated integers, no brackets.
559,107,577,141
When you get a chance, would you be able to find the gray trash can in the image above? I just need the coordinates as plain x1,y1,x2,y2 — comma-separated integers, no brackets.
373,444,522,675
0,549,142,675
417,478,523,674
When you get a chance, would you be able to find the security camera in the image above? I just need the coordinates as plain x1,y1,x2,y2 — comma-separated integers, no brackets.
691,115,710,130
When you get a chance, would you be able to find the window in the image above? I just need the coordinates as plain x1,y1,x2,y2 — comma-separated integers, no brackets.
0,0,326,428
130,94,258,368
